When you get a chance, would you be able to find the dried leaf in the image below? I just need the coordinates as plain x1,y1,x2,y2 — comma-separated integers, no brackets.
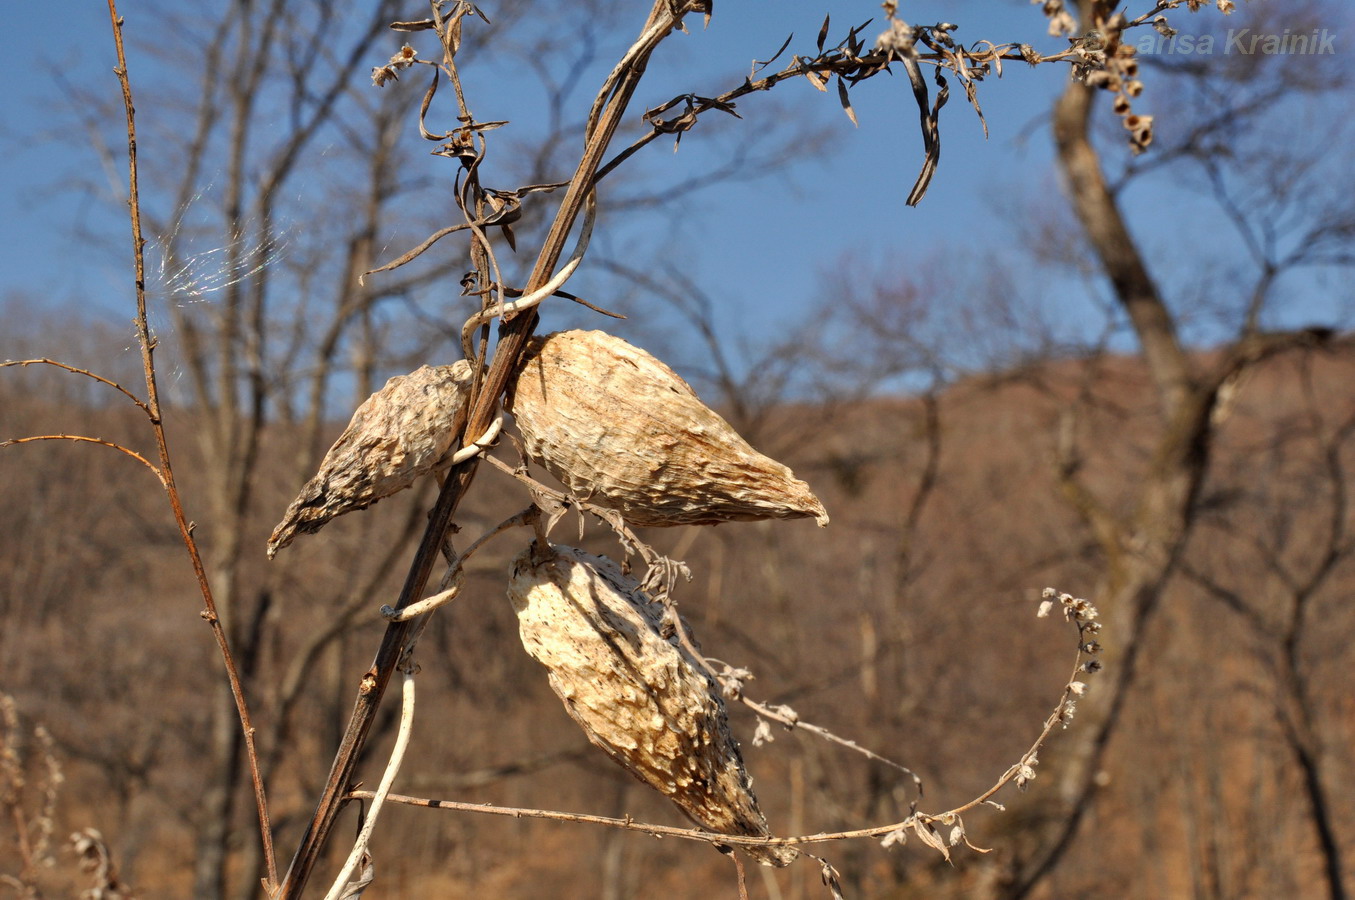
820,859,846,899
336,852,375,899
880,827,907,848
837,77,858,127
905,64,951,207
913,820,951,861
753,32,795,74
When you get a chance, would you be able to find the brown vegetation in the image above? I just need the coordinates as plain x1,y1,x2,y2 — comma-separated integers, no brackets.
3,340,1352,897
4,0,1353,897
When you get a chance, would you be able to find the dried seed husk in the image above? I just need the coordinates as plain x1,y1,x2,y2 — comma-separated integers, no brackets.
508,330,828,528
508,543,797,867
268,361,474,557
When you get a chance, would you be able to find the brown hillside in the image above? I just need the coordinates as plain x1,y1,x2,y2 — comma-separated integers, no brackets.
2,341,1352,898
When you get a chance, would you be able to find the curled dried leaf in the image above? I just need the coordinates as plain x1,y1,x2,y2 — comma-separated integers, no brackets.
509,330,829,528
508,543,797,867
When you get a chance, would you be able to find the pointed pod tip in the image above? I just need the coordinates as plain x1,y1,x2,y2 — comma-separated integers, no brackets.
266,524,291,559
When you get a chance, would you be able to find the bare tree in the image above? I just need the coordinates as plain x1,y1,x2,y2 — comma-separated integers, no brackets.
1000,1,1355,896
1178,349,1355,900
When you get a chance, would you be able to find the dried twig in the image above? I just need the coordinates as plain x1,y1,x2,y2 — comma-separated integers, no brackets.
736,690,924,794
380,504,535,622
321,671,417,900
348,588,1103,859
0,359,150,414
104,1,278,890
1,435,164,482
458,191,598,349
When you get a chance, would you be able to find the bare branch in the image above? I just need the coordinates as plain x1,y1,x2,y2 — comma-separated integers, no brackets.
0,359,150,415
350,589,1103,860
1,434,164,483
104,1,278,889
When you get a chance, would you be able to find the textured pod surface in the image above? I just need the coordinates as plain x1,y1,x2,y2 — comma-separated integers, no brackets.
508,330,828,527
268,361,474,557
508,543,796,867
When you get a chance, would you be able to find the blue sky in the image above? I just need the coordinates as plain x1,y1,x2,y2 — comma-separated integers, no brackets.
3,1,1351,383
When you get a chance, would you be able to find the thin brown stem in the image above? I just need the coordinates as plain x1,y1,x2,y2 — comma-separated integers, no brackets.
1,435,164,482
105,1,278,892
0,359,150,414
348,593,1098,859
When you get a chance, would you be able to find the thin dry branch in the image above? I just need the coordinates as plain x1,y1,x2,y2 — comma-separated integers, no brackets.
348,589,1103,860
104,1,278,890
594,3,1215,197
0,359,150,414
1,434,164,483
322,672,417,900
734,690,924,794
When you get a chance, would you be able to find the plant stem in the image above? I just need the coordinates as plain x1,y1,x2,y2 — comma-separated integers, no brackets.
277,4,696,895
105,0,278,891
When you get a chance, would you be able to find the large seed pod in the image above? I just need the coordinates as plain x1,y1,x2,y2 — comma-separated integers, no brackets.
508,330,828,528
268,361,474,557
508,543,797,867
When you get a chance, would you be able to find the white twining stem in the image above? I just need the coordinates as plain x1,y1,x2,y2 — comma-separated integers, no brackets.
382,583,461,622
381,504,537,622
460,191,597,338
321,671,417,900
447,415,504,465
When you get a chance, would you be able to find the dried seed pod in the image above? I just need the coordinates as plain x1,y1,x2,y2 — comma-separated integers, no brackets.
509,330,828,528
268,361,474,557
508,543,797,867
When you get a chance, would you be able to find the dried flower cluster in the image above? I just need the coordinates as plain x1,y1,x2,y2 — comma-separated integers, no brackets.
1034,0,1080,39
1042,0,1237,155
1037,4,1153,153
1021,587,1105,787
1086,12,1154,152
1034,0,1241,154
509,330,829,528
507,543,796,867
1183,0,1236,12
70,828,135,900
268,361,475,557
372,44,418,87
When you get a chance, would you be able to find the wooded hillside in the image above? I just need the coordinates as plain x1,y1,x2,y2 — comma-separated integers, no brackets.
4,340,1352,898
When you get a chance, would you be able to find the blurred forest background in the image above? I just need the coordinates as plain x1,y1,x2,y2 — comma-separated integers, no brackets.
2,1,1354,898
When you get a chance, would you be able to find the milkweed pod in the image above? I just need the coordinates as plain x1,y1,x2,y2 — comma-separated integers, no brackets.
267,361,475,557
508,330,828,528
508,543,797,867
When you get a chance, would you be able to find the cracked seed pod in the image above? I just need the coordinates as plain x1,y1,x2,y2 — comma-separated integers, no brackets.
267,361,474,558
508,330,828,528
508,543,797,867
